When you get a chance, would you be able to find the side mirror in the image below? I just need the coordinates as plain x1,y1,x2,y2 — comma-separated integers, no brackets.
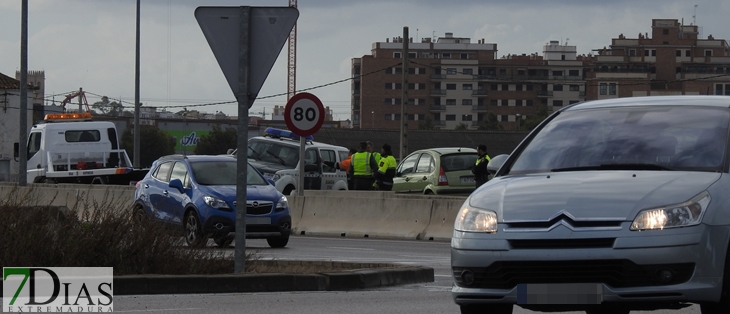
169,179,184,193
227,148,234,155
13,142,19,161
266,178,276,186
395,172,402,177
487,154,509,174
304,164,319,172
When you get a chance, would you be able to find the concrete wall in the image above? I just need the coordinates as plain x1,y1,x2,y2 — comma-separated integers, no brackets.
0,184,467,241
0,92,35,182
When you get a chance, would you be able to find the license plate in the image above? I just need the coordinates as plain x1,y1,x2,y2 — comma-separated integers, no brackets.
517,283,603,304
460,176,475,183
246,217,271,225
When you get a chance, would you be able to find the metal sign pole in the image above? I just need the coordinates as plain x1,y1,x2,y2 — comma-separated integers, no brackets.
298,136,305,196
234,6,251,274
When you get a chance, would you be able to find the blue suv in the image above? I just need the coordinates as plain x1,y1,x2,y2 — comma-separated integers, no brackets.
133,155,291,248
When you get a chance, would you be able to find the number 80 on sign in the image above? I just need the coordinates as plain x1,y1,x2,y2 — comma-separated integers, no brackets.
284,92,326,137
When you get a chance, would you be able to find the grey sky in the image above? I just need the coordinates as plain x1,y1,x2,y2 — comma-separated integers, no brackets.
1,0,728,120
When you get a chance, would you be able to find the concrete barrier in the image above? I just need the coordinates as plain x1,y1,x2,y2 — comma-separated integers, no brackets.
295,194,433,239
0,183,469,241
422,198,467,241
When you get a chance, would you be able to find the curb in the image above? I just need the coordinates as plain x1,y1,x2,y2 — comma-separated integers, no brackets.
114,265,434,295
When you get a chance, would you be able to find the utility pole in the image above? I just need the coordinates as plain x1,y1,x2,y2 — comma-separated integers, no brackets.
77,87,83,112
19,0,28,186
133,0,141,168
400,26,409,161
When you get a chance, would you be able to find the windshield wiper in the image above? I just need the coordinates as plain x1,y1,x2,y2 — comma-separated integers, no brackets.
551,163,673,172
266,151,286,165
248,146,262,160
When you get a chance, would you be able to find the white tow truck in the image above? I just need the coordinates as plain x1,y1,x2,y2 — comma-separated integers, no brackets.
14,112,146,184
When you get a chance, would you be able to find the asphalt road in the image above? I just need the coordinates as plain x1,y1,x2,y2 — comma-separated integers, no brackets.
111,235,702,314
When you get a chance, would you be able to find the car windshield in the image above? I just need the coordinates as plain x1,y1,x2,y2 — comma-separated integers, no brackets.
247,140,299,168
190,161,268,186
510,106,730,174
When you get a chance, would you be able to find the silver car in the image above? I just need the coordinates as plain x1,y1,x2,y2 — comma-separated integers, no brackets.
451,96,730,314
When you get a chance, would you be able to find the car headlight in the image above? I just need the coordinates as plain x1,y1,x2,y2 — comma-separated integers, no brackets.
203,195,230,209
631,191,710,231
276,196,288,209
454,204,498,233
263,173,281,181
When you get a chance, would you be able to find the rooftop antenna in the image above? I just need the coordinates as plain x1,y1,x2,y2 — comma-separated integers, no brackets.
565,38,570,45
693,4,697,25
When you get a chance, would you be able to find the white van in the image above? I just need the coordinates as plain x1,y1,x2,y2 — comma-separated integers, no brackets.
235,128,349,195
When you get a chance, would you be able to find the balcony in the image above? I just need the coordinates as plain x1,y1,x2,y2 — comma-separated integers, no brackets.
537,91,553,97
430,105,446,111
430,90,447,96
430,74,447,80
472,90,488,96
435,120,446,126
471,105,487,112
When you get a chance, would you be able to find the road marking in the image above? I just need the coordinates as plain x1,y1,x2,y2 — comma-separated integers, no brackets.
434,274,452,277
114,308,202,312
327,247,376,251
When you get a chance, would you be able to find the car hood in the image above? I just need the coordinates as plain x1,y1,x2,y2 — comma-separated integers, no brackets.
248,159,291,174
198,183,282,203
469,171,722,222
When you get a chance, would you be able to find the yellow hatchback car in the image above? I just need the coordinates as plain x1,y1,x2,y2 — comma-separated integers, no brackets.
393,147,479,195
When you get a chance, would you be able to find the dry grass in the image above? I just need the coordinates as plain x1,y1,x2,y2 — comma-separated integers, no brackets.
0,185,242,275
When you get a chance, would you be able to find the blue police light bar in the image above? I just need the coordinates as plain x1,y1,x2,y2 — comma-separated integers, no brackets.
264,127,314,141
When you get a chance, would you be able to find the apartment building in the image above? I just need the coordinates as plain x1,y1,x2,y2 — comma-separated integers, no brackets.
587,19,730,99
353,19,730,130
352,33,591,130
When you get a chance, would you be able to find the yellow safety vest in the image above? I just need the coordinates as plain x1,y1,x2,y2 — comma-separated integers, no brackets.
475,154,491,166
352,152,371,176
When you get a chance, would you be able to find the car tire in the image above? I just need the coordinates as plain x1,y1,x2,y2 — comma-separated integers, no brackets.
184,211,206,248
700,246,730,314
424,190,435,195
266,235,289,248
133,205,146,222
214,235,234,248
460,304,512,314
283,185,295,196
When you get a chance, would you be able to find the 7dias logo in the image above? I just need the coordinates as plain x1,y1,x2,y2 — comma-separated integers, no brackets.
3,267,113,313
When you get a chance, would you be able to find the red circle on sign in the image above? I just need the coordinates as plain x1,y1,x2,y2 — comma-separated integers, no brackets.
284,92,325,137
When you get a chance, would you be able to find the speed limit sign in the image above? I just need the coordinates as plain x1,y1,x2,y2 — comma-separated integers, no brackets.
284,92,325,137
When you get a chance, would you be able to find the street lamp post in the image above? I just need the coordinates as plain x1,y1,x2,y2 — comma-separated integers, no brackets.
371,111,375,129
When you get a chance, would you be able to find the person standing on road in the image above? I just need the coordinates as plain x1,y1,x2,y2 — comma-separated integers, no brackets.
349,142,378,190
340,148,356,190
366,141,382,190
374,143,397,191
472,144,491,189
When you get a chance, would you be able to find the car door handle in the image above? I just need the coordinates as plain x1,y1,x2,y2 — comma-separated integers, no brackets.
404,177,411,182
422,176,428,180
163,190,168,196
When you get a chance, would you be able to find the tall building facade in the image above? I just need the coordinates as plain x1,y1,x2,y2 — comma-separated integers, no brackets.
352,33,591,130
587,19,730,99
353,19,729,130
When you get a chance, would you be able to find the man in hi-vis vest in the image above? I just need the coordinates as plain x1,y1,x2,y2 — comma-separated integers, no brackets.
349,141,378,190
472,144,491,189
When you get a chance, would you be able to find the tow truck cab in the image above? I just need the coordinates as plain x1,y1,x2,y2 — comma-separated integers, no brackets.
14,112,136,184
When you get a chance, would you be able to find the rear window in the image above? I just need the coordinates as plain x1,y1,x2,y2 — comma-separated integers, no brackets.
441,153,478,172
65,130,100,142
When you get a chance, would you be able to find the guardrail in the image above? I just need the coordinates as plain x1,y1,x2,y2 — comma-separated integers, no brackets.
0,184,466,241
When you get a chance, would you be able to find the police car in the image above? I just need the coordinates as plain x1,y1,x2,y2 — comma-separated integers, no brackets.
234,128,350,195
